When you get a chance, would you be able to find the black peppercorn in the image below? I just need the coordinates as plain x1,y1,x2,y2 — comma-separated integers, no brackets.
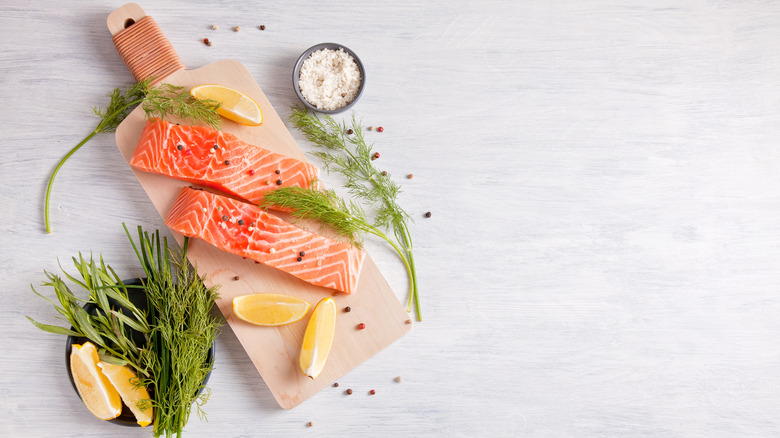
238,219,245,225
425,211,432,218
296,256,302,262
224,159,230,165
275,169,281,174
299,251,305,257
276,179,282,185
222,215,229,221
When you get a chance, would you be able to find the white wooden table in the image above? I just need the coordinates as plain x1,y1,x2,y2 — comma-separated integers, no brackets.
3,1,780,436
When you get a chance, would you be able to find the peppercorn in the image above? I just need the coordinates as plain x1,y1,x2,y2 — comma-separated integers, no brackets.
276,179,282,185
275,169,281,174
248,169,255,175
224,159,230,165
381,171,388,176
346,389,353,395
238,219,245,225
395,376,403,383
259,25,266,30
368,126,374,131
202,38,211,46
407,173,414,179
405,319,412,324
177,144,183,150
344,306,351,313
222,215,229,221
377,126,384,132
425,211,432,218
233,26,240,32
307,421,313,427
347,129,353,135
357,323,366,330
213,144,219,150
333,382,339,387
211,24,218,30
234,276,240,281
369,389,376,395
299,251,305,257
297,256,302,262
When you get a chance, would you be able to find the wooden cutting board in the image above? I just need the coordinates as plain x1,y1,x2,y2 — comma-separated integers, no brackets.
108,3,411,409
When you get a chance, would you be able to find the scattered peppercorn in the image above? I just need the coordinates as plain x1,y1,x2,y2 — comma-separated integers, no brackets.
248,169,255,175
222,215,229,221
211,24,218,30
425,211,432,218
346,129,354,135
275,169,281,174
233,26,240,32
381,171,388,176
369,389,376,395
259,25,266,30
238,219,245,225
233,276,240,281
344,306,351,313
405,319,412,324
224,159,230,165
177,144,183,150
297,256,303,262
276,179,283,185
346,389,353,395
395,376,403,383
213,144,219,150
357,323,366,330
368,126,374,131
333,382,339,387
377,126,384,132
307,421,313,427
407,173,414,179
202,38,211,46
372,152,380,160
299,251,305,257
184,149,193,156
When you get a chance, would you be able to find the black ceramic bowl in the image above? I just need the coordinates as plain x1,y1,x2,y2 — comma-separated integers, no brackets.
292,42,366,114
65,278,214,426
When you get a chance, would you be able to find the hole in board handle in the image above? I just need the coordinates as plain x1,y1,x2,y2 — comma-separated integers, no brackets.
124,18,135,29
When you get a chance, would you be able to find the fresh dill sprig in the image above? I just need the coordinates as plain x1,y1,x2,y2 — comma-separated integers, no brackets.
43,80,222,234
283,107,421,320
124,224,221,438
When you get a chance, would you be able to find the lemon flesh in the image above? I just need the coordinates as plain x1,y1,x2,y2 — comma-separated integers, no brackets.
191,84,263,126
70,342,122,421
98,362,153,427
299,297,337,379
233,293,311,326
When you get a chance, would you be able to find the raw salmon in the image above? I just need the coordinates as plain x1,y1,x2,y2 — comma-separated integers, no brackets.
130,119,318,205
165,187,365,294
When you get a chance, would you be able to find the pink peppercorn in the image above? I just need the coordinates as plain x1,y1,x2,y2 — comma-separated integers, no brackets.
357,323,366,330
377,126,384,132
248,169,255,175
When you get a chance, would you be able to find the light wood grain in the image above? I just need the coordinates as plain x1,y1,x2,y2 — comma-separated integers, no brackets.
110,14,411,407
4,1,780,437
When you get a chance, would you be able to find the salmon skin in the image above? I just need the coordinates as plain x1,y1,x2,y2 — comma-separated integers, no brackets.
130,118,318,205
165,187,365,294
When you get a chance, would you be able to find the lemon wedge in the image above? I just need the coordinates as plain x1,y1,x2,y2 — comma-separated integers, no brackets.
98,362,153,427
70,342,122,420
299,297,337,379
191,84,263,126
233,293,311,326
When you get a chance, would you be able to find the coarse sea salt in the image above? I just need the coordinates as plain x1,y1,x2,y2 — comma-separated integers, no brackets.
298,48,361,111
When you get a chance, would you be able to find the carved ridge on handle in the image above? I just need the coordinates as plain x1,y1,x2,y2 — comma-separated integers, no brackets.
111,15,186,84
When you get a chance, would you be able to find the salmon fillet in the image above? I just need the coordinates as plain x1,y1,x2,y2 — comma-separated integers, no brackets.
130,119,318,205
165,187,365,294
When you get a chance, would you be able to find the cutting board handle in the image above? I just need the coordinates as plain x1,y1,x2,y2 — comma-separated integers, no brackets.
107,3,186,84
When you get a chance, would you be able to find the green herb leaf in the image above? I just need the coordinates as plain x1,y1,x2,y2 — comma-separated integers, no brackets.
25,316,82,337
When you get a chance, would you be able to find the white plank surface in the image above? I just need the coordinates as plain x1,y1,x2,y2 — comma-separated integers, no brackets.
2,1,780,436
